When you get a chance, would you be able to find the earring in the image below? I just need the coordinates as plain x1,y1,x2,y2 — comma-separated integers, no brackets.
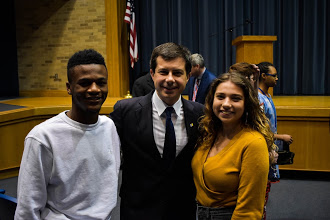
245,112,248,125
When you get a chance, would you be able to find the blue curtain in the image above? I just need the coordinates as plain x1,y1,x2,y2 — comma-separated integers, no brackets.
132,0,330,95
2,0,19,97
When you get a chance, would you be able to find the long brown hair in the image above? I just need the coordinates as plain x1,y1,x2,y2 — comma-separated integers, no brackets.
197,72,275,156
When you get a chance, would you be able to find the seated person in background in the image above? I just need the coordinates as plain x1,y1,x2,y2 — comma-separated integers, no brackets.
15,49,121,220
131,72,154,97
192,72,275,219
187,53,216,104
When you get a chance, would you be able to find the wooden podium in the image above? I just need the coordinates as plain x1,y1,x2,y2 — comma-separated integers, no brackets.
232,35,277,95
232,35,277,64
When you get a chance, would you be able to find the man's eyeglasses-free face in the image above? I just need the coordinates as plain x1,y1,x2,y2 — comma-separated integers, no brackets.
264,72,278,78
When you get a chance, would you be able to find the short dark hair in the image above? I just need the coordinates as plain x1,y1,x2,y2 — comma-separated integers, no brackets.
67,49,106,82
149,42,191,76
257,62,275,80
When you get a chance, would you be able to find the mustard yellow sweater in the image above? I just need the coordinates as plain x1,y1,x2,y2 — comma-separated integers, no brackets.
192,128,269,219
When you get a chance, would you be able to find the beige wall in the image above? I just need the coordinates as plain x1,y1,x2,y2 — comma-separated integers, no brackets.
16,0,107,96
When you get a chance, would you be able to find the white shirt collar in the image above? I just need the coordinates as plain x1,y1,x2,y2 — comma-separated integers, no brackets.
197,67,206,80
152,92,183,118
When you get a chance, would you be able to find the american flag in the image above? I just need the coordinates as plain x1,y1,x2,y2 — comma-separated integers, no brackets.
124,0,138,69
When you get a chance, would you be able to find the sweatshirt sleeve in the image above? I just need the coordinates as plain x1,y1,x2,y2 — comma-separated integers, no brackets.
110,120,121,175
232,137,269,220
109,101,123,139
15,137,53,220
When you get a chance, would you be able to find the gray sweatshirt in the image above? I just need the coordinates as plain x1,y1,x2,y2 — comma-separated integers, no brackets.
15,111,121,220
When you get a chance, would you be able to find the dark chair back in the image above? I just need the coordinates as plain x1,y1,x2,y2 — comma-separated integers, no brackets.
0,193,17,220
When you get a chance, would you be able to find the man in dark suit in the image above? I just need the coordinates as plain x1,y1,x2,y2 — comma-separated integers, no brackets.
131,72,154,97
110,42,204,220
187,53,216,104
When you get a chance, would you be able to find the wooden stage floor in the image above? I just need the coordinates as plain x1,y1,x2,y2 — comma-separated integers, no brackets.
0,95,329,117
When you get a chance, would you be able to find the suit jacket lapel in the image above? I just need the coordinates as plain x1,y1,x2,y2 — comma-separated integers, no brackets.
196,71,208,100
182,98,199,145
188,76,195,99
135,92,162,160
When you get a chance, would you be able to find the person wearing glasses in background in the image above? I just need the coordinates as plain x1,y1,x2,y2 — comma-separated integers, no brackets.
257,62,293,150
257,61,293,219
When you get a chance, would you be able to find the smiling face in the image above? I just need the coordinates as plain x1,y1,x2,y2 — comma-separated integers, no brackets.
151,56,189,106
212,80,245,128
66,64,108,123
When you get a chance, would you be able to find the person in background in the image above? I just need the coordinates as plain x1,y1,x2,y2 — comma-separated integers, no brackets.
192,72,274,219
110,42,204,220
257,61,293,219
131,72,154,97
187,53,216,104
257,62,293,148
228,62,260,92
15,49,121,220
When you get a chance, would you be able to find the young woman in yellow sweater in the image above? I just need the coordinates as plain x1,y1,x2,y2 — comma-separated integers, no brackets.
192,72,275,219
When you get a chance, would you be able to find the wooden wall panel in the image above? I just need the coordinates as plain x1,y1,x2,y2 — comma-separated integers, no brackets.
278,119,330,171
274,96,330,172
0,117,48,178
105,0,129,97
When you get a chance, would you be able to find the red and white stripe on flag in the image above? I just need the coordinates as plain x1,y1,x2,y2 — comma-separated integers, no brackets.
124,0,138,69
124,1,131,23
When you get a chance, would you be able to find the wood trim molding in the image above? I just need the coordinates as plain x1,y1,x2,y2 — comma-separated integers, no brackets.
19,90,69,97
232,35,277,46
105,0,129,97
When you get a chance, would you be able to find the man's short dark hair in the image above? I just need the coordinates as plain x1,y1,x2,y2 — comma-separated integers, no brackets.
67,49,106,82
149,42,192,76
257,62,275,80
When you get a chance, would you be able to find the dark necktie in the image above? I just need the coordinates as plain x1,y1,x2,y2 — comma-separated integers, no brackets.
163,107,176,168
